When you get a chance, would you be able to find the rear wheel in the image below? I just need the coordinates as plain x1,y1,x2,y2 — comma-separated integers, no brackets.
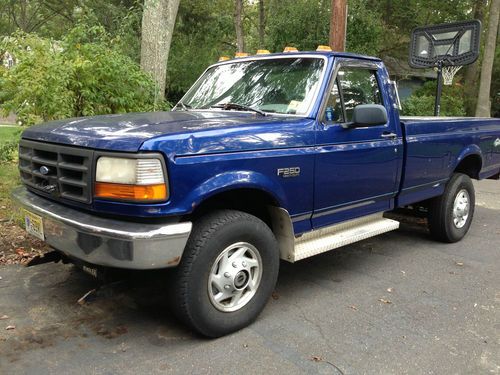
170,210,279,337
428,173,475,243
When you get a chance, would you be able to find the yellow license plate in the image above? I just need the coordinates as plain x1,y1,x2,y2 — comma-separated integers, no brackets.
24,209,44,241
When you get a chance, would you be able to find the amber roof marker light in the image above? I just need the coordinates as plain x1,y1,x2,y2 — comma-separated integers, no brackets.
316,45,333,51
235,52,249,58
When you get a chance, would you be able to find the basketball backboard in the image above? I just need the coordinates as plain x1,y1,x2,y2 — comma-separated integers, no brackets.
409,20,481,68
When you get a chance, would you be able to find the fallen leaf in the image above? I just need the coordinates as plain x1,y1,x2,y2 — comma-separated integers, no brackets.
400,271,406,275
5,325,15,330
387,287,394,293
455,262,464,266
0,315,8,320
271,292,279,300
349,305,358,311
379,298,392,304
15,248,25,255
311,355,322,362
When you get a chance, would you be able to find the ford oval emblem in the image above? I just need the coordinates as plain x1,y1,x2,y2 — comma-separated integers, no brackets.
39,166,50,175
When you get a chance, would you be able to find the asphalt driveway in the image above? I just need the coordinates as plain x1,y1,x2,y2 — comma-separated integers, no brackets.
0,180,499,374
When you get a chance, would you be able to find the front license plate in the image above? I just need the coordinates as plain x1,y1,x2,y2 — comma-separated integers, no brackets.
24,209,44,240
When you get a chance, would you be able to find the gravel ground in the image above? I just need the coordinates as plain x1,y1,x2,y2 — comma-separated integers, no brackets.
0,180,498,375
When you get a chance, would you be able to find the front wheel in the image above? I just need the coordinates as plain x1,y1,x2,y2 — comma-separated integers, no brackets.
170,210,279,337
428,173,475,243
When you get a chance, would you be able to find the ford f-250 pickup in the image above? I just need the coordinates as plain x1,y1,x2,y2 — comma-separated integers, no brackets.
12,51,500,337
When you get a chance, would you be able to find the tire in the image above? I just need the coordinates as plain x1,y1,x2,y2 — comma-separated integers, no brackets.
428,173,475,243
170,209,280,337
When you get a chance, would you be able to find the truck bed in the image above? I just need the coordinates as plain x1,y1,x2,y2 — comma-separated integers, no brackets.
397,116,500,207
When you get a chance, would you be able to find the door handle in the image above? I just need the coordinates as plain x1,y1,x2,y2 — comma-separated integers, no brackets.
381,132,397,139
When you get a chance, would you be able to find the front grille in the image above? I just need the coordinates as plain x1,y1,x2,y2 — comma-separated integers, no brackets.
18,139,93,203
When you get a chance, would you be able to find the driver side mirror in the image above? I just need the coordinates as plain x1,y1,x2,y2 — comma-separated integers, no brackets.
342,104,388,129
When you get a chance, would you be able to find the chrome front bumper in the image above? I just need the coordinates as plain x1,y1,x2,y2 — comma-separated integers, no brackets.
12,187,192,270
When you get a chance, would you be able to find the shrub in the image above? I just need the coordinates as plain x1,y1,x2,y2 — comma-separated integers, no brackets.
401,80,466,117
0,140,18,162
0,23,166,126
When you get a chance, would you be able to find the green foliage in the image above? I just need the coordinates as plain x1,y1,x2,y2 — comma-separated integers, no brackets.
0,127,21,162
346,0,384,56
1,0,495,115
166,0,235,102
0,21,163,126
402,81,466,117
0,33,74,125
266,0,330,52
0,139,18,162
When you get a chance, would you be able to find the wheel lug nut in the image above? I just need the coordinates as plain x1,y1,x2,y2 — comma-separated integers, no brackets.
242,261,247,267
232,262,237,268
224,272,230,278
224,284,231,290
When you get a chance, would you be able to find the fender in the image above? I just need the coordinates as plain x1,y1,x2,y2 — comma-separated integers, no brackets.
181,170,288,213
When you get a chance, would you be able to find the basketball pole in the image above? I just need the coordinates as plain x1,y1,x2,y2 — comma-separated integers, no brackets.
434,61,444,116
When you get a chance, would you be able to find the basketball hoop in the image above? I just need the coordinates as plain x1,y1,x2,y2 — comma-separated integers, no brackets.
409,20,481,115
442,65,462,85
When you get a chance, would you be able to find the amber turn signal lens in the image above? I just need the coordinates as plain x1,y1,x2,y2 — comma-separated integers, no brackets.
95,182,167,201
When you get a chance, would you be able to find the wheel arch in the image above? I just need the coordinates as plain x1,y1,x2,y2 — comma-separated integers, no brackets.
453,146,483,180
189,187,295,260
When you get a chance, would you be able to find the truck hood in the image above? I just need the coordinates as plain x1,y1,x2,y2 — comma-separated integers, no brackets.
21,111,298,152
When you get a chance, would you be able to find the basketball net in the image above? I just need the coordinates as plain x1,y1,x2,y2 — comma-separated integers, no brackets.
442,65,462,85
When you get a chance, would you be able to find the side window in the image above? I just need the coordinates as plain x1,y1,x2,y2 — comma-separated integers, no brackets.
324,79,344,123
338,68,382,122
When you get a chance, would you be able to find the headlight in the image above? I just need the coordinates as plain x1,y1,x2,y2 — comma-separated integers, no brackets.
94,156,168,202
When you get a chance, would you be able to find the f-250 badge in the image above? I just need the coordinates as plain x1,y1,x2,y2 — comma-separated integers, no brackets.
277,167,300,178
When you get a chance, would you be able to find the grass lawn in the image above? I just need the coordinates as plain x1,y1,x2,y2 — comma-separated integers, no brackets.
0,127,49,264
0,125,22,141
0,126,21,215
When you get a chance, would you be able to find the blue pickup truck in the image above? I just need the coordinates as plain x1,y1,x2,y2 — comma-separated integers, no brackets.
13,51,500,337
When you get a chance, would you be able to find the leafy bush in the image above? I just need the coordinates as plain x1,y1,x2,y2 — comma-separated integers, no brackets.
0,140,18,162
0,22,166,126
402,80,466,117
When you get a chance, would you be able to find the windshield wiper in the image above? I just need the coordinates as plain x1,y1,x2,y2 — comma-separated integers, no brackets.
210,102,267,116
173,101,192,111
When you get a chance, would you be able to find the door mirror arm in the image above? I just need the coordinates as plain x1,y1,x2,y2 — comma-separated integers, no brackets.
341,122,356,129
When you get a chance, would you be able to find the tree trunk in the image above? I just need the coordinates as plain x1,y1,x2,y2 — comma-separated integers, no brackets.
464,0,487,116
140,0,180,101
258,0,265,48
476,0,500,117
235,0,245,52
329,0,347,51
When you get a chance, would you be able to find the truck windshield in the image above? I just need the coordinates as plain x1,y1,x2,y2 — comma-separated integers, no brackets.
179,57,325,115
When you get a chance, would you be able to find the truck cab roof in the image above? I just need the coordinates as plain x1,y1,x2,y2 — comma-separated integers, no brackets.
212,51,382,66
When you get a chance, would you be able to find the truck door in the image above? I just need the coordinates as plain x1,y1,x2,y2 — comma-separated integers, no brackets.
312,59,403,229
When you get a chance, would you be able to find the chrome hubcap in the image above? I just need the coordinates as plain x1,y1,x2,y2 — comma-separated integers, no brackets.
452,189,470,229
208,242,262,312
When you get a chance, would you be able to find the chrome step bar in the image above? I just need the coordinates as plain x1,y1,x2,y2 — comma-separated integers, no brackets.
283,213,400,262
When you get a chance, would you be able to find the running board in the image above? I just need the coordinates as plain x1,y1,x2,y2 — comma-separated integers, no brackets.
284,214,400,262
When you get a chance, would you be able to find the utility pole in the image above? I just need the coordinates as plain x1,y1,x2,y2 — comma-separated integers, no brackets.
475,0,499,117
329,0,347,51
235,0,245,52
